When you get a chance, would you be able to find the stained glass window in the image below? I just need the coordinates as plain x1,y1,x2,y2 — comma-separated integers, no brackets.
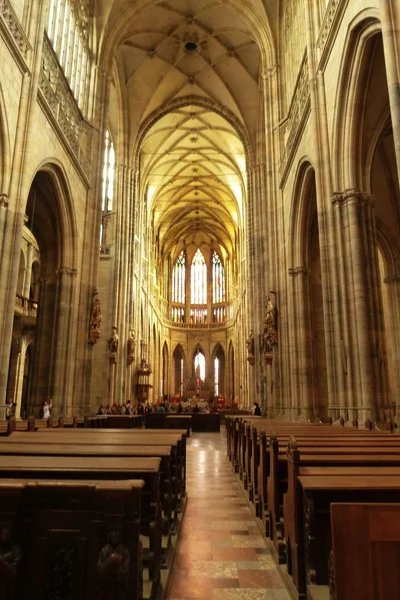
102,130,115,213
212,251,225,303
172,251,186,304
194,352,206,381
191,249,207,305
214,356,219,396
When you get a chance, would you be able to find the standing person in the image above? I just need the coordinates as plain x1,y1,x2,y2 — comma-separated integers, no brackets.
252,401,261,416
42,399,52,419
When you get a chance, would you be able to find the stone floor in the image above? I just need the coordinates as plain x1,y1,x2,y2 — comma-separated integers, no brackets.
166,431,292,600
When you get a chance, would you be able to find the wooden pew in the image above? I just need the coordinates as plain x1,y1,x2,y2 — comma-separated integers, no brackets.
283,444,400,599
269,436,400,556
0,441,176,531
300,477,400,599
249,426,396,527
0,478,144,600
10,429,187,501
0,455,162,586
329,502,400,600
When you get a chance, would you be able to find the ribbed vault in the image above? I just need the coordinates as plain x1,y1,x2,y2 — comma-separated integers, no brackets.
103,0,268,271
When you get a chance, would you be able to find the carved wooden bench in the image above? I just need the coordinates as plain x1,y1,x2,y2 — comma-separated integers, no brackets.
0,455,162,585
0,478,144,600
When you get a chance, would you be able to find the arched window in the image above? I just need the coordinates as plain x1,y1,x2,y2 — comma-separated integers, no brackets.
172,251,185,304
46,0,91,114
191,249,207,305
212,250,226,323
190,248,207,323
171,250,185,323
212,251,225,303
194,351,205,381
214,356,219,396
102,130,115,213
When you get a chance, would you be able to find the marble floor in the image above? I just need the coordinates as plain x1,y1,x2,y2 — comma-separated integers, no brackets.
166,431,292,600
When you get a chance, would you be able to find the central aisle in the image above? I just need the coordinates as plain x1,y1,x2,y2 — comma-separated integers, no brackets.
166,431,291,599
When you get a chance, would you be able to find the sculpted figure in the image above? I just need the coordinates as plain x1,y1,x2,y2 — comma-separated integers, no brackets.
246,330,255,355
108,327,119,363
262,295,278,353
88,294,102,344
0,524,22,599
265,295,277,332
127,329,136,365
97,529,130,600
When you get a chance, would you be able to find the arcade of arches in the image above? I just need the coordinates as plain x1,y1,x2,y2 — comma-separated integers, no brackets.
0,0,399,425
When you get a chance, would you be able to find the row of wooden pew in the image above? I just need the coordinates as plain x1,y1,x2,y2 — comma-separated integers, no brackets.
0,425,188,599
225,415,400,600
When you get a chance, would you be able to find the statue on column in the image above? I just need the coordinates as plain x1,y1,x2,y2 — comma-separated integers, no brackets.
88,293,102,344
261,294,278,354
246,330,255,365
127,329,136,366
108,327,119,364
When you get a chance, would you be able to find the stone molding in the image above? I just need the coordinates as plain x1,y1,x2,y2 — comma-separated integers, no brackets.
288,266,310,277
56,267,78,278
279,52,310,184
331,188,374,208
317,0,349,67
384,273,400,284
0,0,31,59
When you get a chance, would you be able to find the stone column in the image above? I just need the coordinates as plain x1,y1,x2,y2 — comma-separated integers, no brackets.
332,189,389,421
303,0,345,420
23,243,34,299
108,327,119,406
0,1,49,409
13,330,34,417
288,266,313,420
382,270,400,422
51,267,78,416
4,334,21,418
0,195,9,264
380,0,400,185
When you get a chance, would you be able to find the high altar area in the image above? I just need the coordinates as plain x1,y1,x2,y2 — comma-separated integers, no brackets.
0,0,399,425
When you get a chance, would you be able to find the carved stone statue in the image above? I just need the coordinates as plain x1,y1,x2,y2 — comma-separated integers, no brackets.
127,329,136,366
108,327,119,364
261,295,278,353
97,529,130,600
246,330,255,365
0,524,22,599
265,295,277,331
88,293,102,344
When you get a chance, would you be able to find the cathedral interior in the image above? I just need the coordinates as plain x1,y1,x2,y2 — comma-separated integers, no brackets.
0,0,399,424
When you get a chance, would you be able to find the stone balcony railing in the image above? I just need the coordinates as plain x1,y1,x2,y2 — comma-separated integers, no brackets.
15,294,38,317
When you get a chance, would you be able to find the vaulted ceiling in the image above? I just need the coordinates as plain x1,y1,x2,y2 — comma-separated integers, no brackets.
102,0,274,263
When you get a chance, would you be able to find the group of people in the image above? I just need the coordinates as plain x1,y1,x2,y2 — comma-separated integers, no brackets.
96,396,220,416
97,401,142,416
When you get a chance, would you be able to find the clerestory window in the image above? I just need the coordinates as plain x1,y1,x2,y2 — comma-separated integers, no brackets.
46,0,91,114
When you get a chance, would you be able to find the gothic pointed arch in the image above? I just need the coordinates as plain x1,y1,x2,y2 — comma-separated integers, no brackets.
173,343,185,397
22,164,79,415
331,11,381,190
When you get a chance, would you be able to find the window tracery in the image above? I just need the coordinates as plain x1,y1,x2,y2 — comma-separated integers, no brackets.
191,248,207,305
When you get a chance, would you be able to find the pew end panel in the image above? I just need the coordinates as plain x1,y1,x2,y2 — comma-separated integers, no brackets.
330,502,400,600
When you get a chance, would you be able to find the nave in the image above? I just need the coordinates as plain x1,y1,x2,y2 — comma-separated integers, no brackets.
167,432,290,600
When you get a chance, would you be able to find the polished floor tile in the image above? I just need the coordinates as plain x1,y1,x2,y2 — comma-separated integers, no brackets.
166,432,291,600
